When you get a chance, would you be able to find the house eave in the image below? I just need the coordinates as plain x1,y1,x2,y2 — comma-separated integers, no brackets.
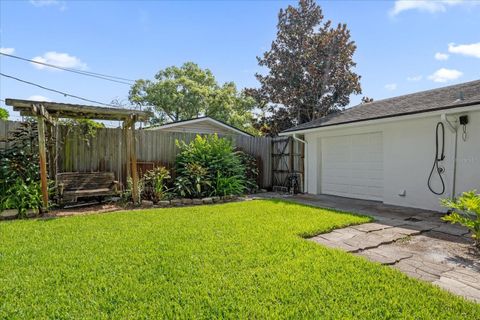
280,102,480,136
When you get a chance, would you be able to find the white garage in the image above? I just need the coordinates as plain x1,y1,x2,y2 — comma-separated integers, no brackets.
321,132,383,201
281,80,480,211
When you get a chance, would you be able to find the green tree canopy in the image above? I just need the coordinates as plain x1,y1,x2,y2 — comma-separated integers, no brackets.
0,107,9,120
249,0,362,135
129,62,258,135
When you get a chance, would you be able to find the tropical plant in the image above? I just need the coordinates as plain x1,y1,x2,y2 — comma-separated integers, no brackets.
441,190,480,249
174,163,211,198
143,166,171,201
215,173,245,197
0,121,43,216
175,135,246,198
0,179,42,217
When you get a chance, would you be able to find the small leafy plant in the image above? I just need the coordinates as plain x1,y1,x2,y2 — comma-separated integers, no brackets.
215,173,245,196
123,176,143,204
441,190,480,249
143,166,171,201
0,179,42,217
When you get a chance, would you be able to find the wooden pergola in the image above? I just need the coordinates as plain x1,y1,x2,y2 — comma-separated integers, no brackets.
5,98,149,209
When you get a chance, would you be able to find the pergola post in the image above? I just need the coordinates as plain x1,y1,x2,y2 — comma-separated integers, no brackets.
130,117,139,204
125,115,139,204
36,106,49,211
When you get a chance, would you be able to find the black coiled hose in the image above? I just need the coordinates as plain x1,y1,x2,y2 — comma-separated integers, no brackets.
427,122,445,195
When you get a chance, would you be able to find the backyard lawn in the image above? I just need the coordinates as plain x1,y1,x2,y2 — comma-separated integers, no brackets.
1,200,479,319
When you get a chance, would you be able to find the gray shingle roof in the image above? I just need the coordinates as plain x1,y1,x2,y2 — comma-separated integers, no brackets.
282,80,480,133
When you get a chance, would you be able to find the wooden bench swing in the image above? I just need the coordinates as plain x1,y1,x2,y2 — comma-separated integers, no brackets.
56,172,120,204
5,98,149,210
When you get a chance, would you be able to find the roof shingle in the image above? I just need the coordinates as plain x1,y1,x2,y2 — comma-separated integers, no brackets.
282,80,480,133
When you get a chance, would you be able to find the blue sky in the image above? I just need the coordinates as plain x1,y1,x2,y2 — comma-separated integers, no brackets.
1,0,479,121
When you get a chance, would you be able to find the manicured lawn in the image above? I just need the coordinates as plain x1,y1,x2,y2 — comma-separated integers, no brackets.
1,200,478,319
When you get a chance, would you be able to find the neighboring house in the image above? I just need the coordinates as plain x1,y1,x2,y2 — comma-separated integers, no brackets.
281,80,480,211
146,116,253,137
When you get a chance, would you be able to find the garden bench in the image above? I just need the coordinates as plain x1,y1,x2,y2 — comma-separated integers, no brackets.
56,172,120,204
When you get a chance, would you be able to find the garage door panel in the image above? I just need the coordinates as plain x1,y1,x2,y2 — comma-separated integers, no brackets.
321,132,383,201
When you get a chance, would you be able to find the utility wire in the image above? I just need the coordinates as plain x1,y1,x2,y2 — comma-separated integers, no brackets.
0,52,135,85
0,72,124,107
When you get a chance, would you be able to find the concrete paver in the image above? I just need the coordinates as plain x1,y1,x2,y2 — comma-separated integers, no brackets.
260,193,480,302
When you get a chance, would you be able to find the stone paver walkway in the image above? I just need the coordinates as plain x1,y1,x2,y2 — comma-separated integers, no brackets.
258,193,480,302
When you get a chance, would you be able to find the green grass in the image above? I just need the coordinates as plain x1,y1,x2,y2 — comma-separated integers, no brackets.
0,200,478,319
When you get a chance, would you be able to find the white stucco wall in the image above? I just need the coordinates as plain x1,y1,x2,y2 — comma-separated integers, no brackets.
304,106,480,212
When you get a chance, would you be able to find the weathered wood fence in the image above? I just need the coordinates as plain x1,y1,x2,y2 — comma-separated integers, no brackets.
2,120,308,191
0,120,21,151
56,126,274,188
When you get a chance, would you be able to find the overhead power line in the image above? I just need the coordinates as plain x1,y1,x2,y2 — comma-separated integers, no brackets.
0,72,124,107
0,52,135,85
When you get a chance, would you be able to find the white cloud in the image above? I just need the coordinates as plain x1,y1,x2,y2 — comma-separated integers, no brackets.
448,42,480,58
385,83,398,91
30,0,66,10
407,75,423,81
31,51,87,71
28,95,51,102
428,68,463,82
390,0,478,16
434,52,449,60
0,47,15,55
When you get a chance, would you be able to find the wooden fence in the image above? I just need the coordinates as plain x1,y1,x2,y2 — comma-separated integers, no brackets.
0,120,21,151
57,126,273,188
1,120,310,190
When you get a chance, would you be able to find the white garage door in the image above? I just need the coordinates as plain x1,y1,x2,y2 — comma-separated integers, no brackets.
321,132,383,201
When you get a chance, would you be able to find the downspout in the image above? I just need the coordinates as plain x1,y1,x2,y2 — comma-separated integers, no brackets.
292,133,308,193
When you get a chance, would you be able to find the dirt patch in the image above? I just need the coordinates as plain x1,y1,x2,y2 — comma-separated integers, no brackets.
391,231,479,272
50,202,124,217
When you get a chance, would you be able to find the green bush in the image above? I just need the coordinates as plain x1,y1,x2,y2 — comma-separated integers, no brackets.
0,107,9,120
441,190,480,249
175,135,247,198
142,166,171,202
0,121,43,216
238,152,259,193
0,179,42,217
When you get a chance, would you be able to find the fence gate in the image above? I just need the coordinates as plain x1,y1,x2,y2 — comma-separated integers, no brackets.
272,137,304,193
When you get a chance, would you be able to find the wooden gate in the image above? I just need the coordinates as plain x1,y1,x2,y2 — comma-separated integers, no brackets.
271,137,304,193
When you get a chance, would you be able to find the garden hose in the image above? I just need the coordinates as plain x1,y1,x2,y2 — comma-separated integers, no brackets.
427,122,445,195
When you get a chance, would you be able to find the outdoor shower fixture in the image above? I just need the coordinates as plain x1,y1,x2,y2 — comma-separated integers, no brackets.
428,114,469,197
427,121,446,195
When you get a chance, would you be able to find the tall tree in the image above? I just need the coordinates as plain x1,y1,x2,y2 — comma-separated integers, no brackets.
250,0,361,134
129,62,258,134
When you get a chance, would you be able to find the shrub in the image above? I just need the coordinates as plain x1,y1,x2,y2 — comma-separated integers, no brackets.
238,152,259,193
175,135,246,198
0,179,42,217
0,121,44,216
0,107,8,120
142,166,171,202
441,190,480,249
